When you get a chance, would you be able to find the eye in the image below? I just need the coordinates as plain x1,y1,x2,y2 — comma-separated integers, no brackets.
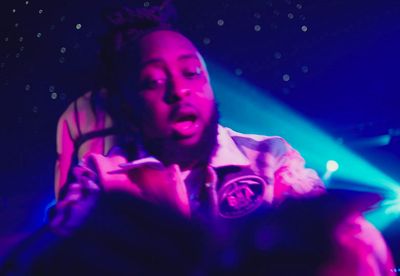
183,66,203,78
140,78,167,90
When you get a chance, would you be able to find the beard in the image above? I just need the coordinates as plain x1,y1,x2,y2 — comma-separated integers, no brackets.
140,104,219,170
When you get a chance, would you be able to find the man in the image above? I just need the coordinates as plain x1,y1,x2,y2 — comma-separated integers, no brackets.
48,6,393,275
52,29,324,226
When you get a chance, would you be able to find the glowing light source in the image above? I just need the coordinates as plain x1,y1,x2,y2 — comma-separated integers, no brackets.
326,160,339,172
350,135,391,148
75,23,82,30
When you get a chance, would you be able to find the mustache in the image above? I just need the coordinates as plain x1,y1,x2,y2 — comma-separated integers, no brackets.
169,103,198,121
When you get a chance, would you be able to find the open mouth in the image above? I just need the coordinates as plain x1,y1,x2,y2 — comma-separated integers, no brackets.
171,110,199,137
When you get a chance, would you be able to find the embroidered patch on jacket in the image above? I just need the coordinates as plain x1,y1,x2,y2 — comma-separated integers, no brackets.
218,175,266,218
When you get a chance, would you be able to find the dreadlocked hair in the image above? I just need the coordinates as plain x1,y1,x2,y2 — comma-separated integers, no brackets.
99,1,176,79
94,1,177,138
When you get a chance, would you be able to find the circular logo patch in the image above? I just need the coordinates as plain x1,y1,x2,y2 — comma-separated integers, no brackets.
218,175,266,218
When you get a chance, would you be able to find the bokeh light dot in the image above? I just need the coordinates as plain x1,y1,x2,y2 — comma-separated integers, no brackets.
49,86,55,92
12,9,16,13
217,19,224,26
5,37,9,42
60,47,66,54
25,84,31,91
19,37,24,42
301,65,309,73
203,37,211,45
254,25,261,32
143,1,150,7
254,12,261,19
282,74,290,82
296,3,303,9
60,93,67,100
274,51,282,59
270,23,278,30
288,13,294,19
51,92,58,100
235,68,243,76
301,25,308,32
76,23,82,30
38,9,43,14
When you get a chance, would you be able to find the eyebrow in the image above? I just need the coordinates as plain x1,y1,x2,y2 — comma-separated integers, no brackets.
140,54,200,68
178,54,199,61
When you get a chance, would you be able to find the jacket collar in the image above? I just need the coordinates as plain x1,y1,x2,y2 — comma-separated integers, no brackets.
115,125,250,171
209,125,250,168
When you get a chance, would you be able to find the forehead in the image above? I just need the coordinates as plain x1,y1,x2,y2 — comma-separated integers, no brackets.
137,30,201,63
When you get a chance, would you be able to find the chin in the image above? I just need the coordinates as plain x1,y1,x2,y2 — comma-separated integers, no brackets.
175,134,202,147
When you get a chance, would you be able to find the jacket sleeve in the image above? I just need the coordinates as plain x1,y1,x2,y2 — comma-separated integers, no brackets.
50,158,101,236
273,143,325,201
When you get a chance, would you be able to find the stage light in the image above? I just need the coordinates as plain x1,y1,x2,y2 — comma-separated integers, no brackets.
326,160,339,172
208,61,400,230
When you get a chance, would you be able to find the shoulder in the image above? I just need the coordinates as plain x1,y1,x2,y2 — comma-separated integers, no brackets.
59,91,93,121
57,92,94,136
221,126,292,158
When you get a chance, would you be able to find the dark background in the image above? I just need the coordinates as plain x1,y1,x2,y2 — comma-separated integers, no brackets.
1,0,399,263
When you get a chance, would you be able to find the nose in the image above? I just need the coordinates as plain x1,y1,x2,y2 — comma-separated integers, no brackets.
165,78,191,103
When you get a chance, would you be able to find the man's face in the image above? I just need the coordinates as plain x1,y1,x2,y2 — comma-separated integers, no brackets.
132,30,215,147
